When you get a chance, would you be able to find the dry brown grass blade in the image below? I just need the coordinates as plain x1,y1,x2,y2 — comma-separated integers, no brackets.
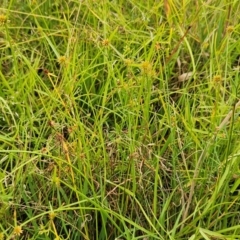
178,72,194,82
165,25,192,66
164,0,171,20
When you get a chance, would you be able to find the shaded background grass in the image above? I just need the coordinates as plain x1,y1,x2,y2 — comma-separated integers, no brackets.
0,0,240,239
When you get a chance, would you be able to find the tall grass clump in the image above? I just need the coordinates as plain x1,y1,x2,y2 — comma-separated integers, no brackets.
0,0,240,239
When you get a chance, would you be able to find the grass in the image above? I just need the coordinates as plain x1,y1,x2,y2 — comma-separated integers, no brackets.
0,0,240,239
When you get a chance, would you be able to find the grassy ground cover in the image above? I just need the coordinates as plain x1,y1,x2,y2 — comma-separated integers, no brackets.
0,0,240,239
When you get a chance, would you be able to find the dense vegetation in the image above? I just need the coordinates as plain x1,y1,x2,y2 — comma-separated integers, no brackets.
0,0,240,239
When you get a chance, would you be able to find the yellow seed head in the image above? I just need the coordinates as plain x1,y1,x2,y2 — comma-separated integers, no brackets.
124,58,133,66
226,26,234,33
0,232,4,240
102,39,110,46
141,61,152,74
57,56,68,66
155,42,161,50
53,176,60,187
213,75,222,83
0,15,7,25
49,211,57,220
13,226,23,236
